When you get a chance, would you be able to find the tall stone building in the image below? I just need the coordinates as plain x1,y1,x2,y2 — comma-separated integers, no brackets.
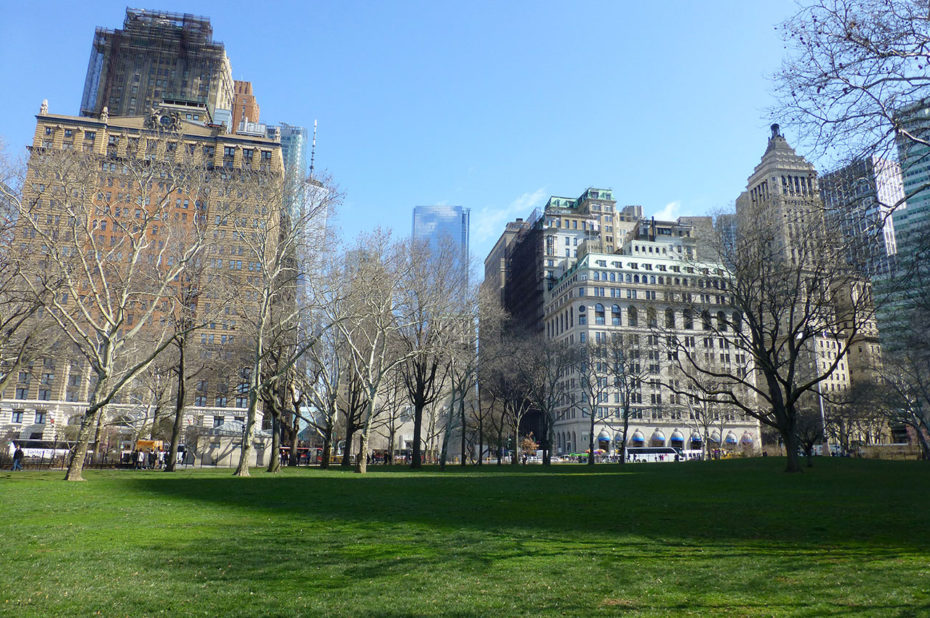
544,247,760,456
232,80,261,129
80,8,234,121
0,101,285,443
734,126,883,429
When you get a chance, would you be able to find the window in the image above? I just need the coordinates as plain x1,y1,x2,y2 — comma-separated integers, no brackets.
35,411,46,424
215,396,227,408
11,410,23,423
595,303,605,325
15,387,28,399
194,395,207,406
38,389,51,401
236,396,248,408
611,304,622,326
213,415,225,427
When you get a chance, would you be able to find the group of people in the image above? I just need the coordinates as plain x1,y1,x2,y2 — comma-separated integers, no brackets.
130,448,166,470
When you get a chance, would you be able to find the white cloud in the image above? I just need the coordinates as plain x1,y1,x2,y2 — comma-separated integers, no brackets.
472,187,547,254
652,200,681,221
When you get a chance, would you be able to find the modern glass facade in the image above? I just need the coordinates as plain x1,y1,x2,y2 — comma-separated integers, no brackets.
412,205,470,269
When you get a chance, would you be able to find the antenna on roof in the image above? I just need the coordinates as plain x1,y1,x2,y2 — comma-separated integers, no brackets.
309,119,317,179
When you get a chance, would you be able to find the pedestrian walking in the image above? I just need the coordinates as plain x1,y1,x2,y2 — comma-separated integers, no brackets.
12,444,24,471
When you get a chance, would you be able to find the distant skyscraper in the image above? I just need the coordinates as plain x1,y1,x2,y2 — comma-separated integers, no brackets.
80,8,234,120
819,156,901,279
876,98,930,350
278,123,309,178
232,80,261,128
412,205,470,268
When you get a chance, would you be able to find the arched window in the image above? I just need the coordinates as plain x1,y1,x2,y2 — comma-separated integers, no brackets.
627,306,638,327
595,303,605,325
732,311,742,333
665,308,675,328
702,310,712,330
647,307,657,328
611,304,621,326
717,310,727,331
683,309,694,330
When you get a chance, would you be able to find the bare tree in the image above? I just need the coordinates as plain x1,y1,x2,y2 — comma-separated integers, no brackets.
397,239,466,469
775,0,930,167
230,175,335,477
516,333,572,466
568,342,614,466
296,325,343,468
668,207,876,472
9,137,217,481
320,231,419,474
0,147,64,396
606,333,653,465
879,347,930,459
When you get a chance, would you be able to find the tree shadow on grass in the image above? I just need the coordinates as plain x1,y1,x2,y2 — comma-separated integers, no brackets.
129,458,930,553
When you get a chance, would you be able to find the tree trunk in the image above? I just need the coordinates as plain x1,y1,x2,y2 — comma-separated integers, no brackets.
386,424,395,467
287,415,299,467
411,403,424,469
91,408,106,461
165,338,186,473
618,411,630,466
342,423,355,468
65,373,108,481
541,412,551,466
355,431,368,474
477,416,483,466
459,396,467,467
234,387,260,477
148,404,162,440
267,414,281,473
913,426,930,461
64,406,100,481
511,426,519,465
321,424,333,469
783,429,802,473
587,408,596,466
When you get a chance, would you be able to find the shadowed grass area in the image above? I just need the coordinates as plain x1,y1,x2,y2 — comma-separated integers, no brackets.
1,458,928,615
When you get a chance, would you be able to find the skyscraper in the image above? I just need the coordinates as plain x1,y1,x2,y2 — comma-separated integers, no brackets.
79,8,234,121
277,123,309,178
412,205,470,269
820,156,901,280
231,80,261,129
878,98,930,350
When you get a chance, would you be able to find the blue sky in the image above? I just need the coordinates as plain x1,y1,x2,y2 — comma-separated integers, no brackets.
0,1,798,274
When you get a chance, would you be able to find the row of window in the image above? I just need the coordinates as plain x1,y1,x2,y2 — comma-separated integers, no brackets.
7,410,46,424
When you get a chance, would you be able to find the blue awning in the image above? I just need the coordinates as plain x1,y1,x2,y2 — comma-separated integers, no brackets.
725,433,738,444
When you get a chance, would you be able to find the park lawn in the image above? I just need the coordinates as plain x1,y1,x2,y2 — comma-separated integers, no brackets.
1,458,928,616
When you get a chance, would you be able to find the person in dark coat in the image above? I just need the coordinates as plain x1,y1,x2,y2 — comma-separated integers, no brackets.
12,444,24,471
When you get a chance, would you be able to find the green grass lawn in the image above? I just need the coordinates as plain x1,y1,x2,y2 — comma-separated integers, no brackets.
1,458,929,616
